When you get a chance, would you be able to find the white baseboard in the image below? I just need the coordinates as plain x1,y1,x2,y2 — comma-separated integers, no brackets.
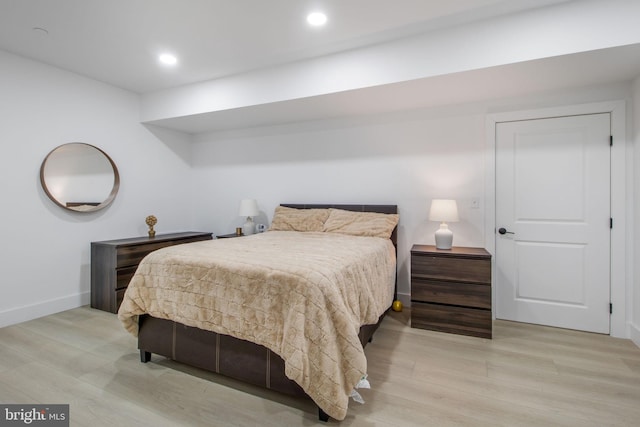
0,292,90,328
631,323,640,349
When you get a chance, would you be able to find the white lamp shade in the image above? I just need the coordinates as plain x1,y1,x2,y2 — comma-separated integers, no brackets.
238,199,259,217
429,199,459,222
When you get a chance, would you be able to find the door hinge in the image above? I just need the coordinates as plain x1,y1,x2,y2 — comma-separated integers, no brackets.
610,135,613,146
610,218,613,229
610,303,613,314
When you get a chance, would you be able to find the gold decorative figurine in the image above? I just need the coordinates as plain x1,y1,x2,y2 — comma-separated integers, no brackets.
145,215,157,237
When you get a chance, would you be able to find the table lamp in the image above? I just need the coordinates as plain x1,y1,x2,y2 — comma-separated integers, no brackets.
429,199,459,250
239,199,260,235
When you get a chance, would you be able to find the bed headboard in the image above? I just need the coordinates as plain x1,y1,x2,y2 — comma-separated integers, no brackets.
280,203,398,248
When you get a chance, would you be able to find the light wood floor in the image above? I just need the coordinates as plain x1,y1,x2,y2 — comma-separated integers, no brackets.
1,307,639,426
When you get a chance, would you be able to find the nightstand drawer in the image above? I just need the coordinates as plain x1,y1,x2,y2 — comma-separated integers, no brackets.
411,254,490,284
412,301,492,338
412,279,490,309
410,245,492,338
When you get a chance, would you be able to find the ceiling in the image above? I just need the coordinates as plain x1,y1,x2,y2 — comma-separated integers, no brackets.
0,0,573,94
3,0,639,134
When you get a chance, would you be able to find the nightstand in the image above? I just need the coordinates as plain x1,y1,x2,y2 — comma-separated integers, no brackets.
91,232,213,313
410,244,492,338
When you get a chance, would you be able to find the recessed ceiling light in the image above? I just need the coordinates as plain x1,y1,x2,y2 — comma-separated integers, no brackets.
306,12,327,27
158,53,178,66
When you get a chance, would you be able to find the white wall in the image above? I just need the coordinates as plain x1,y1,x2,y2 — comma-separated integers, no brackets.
632,76,640,347
190,112,487,303
0,50,194,327
1,47,637,339
190,82,634,306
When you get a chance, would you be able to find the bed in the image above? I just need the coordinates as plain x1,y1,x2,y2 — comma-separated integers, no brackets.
118,204,398,421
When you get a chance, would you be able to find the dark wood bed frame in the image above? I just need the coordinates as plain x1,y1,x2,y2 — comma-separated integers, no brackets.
137,204,398,422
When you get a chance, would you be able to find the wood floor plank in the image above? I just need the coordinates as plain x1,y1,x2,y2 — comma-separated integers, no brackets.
1,307,639,426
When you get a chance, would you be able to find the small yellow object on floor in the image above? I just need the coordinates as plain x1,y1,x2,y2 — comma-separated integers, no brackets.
392,300,403,312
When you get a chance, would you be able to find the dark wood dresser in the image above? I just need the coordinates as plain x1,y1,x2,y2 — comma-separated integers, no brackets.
91,232,212,313
410,245,492,338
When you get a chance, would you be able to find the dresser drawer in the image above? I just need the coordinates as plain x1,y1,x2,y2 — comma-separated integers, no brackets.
116,242,170,267
116,265,138,290
92,232,212,313
412,301,492,338
411,279,490,309
411,254,490,284
115,235,210,267
116,288,126,312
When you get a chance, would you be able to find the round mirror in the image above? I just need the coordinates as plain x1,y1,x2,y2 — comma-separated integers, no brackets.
40,143,120,212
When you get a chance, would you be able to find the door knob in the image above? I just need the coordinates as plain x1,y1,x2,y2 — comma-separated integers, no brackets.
498,227,514,235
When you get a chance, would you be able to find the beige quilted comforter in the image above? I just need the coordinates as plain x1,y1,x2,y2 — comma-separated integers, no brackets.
118,230,396,420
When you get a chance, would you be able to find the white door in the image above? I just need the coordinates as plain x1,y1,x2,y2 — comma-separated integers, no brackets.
495,113,611,334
